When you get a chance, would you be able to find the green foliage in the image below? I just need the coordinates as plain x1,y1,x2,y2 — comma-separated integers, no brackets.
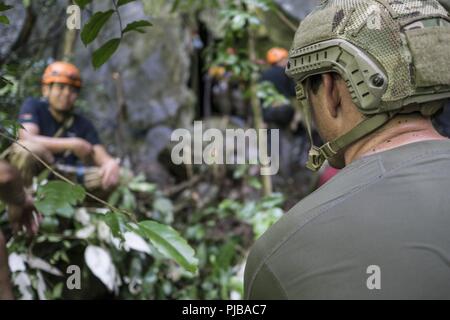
118,0,137,7
78,1,152,69
128,180,156,193
123,20,153,34
81,10,116,46
206,0,276,83
0,1,12,25
237,193,284,238
35,182,86,218
4,162,284,299
171,0,220,13
0,15,9,25
0,113,22,146
5,173,201,299
100,211,127,240
74,0,92,9
256,81,290,108
0,2,13,12
136,221,199,274
221,9,261,31
217,193,285,239
0,76,13,89
1,1,153,69
92,38,121,69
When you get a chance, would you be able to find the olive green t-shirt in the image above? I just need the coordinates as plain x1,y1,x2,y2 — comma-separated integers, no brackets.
245,139,450,299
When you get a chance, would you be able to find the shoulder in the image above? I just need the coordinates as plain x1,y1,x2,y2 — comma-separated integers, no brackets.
260,67,276,79
19,98,50,123
20,97,47,112
245,158,385,295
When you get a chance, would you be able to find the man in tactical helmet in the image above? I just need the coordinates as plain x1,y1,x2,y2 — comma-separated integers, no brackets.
245,0,450,299
9,61,121,191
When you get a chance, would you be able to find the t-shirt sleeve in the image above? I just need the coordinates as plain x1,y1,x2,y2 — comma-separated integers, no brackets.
81,118,102,146
245,262,288,300
18,98,41,125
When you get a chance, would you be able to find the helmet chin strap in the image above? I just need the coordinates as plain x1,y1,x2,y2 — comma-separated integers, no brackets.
300,80,399,172
305,112,396,172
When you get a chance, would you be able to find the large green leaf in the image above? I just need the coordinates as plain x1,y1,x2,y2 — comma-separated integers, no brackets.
122,20,153,34
81,10,115,46
117,0,136,6
100,211,126,240
0,3,13,12
74,0,92,9
0,15,9,25
35,181,85,218
137,221,198,274
92,38,121,69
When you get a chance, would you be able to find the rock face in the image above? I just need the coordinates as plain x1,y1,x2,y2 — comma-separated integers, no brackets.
0,1,26,60
0,0,71,61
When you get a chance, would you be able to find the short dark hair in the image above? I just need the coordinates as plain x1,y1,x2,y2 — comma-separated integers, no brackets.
308,74,323,95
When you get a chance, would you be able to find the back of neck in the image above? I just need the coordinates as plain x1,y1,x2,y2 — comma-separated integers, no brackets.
345,114,447,164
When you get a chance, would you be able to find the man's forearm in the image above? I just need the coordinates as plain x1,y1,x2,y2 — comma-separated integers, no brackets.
92,145,115,166
24,135,73,155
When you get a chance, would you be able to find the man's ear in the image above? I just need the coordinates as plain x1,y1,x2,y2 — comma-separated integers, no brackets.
321,73,341,119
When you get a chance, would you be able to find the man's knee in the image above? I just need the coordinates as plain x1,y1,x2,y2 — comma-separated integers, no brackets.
10,141,53,165
8,141,53,186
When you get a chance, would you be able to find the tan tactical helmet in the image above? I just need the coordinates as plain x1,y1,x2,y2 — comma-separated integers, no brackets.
286,0,450,171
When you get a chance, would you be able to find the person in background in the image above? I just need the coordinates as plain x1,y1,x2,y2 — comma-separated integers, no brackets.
8,61,120,191
260,47,296,128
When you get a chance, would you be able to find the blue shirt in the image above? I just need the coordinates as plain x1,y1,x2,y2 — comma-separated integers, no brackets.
18,98,101,165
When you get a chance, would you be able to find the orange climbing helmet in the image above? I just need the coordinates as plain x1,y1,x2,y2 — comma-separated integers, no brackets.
266,47,288,65
42,61,82,88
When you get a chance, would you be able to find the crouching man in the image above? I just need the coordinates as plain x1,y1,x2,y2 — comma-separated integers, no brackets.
9,61,120,191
